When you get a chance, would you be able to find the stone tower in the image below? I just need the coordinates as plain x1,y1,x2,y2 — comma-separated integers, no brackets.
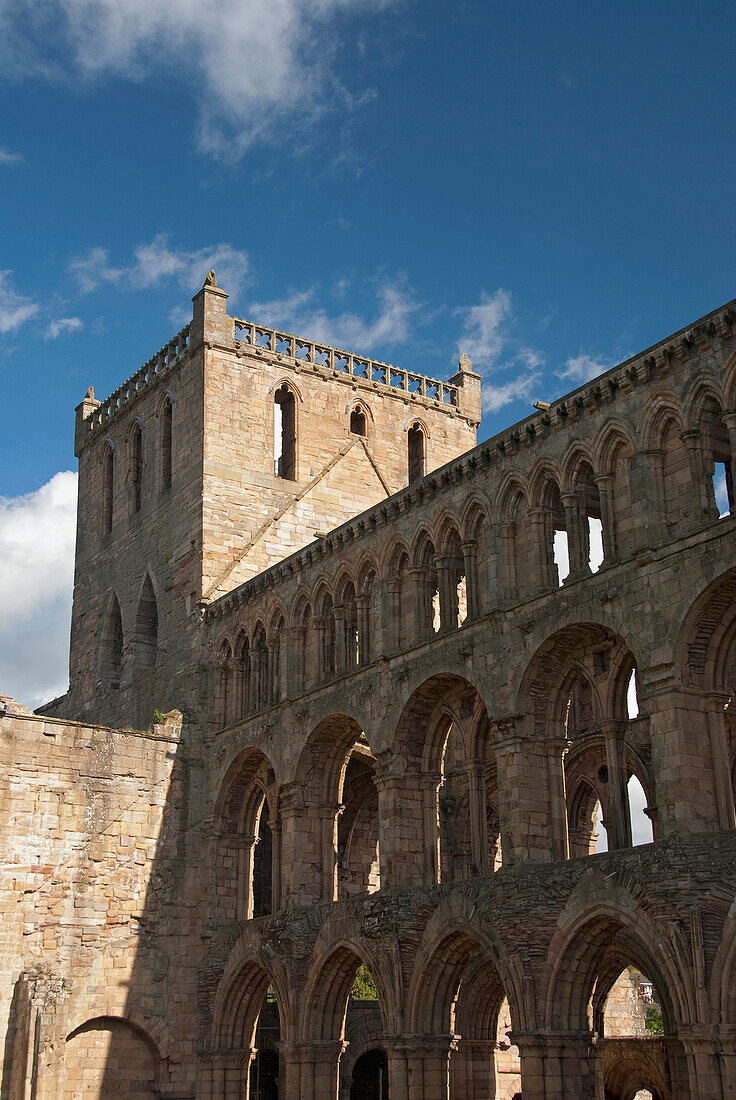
61,274,481,728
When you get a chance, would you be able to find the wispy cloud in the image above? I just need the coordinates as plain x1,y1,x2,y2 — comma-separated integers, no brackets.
46,315,83,339
250,276,420,353
0,270,38,334
0,471,77,709
0,146,24,166
456,290,543,414
69,234,250,297
558,352,613,384
0,0,398,158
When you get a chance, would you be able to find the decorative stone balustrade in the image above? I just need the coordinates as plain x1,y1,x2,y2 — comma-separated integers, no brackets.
232,317,459,408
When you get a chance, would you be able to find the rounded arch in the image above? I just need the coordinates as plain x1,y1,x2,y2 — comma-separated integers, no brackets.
528,457,563,508
460,493,491,540
544,903,687,1034
295,712,366,806
300,938,393,1042
267,376,304,402
379,534,411,579
682,373,726,431
393,673,488,773
638,393,684,451
433,508,464,553
495,470,529,519
594,418,636,475
724,348,736,409
402,414,431,438
409,522,436,567
289,587,312,629
676,565,736,693
516,622,639,737
355,551,380,592
560,440,596,491
212,955,290,1051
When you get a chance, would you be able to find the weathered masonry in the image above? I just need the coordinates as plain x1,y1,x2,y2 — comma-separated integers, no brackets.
2,275,736,1099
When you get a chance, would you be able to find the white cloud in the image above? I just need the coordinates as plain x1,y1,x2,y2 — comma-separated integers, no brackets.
0,146,24,166
46,315,83,339
69,234,250,297
457,290,542,415
0,270,38,334
0,0,396,157
250,277,420,352
559,352,612,384
0,472,77,709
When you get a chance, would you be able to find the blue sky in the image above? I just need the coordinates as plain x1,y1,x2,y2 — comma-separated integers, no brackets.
1,0,736,704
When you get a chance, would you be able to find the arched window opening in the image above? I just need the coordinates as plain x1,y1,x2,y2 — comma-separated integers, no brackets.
338,741,380,898
337,580,359,672
502,487,533,601
602,967,663,1040
235,633,250,718
269,616,286,704
575,460,604,573
160,398,172,491
495,997,522,1099
350,405,368,437
441,527,467,629
388,550,413,650
102,445,114,535
318,592,336,681
627,668,640,719
216,640,232,727
609,437,635,561
593,799,609,853
252,795,273,918
349,1049,388,1100
415,535,439,637
542,479,568,586
438,722,473,883
134,575,158,669
251,624,269,713
628,775,653,847
249,988,280,1100
129,421,143,514
699,396,734,519
274,385,296,480
100,596,123,690
407,421,425,483
357,569,377,665
661,418,690,534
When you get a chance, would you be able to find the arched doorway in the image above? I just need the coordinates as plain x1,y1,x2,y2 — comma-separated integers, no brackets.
350,1048,388,1099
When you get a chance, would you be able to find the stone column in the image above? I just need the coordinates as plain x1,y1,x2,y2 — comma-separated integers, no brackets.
436,555,455,631
528,507,554,590
642,667,724,835
410,567,428,640
386,579,402,652
312,615,326,682
320,801,343,903
356,594,370,665
705,693,736,830
234,833,258,920
634,448,665,547
682,427,714,522
374,754,427,889
513,1030,595,1100
463,759,489,874
545,736,569,861
562,490,590,579
496,520,517,603
422,771,442,884
449,1038,496,1100
493,717,558,863
286,624,305,696
679,1025,729,1100
603,718,632,850
249,650,263,714
594,474,617,565
279,785,320,906
461,539,480,619
333,604,347,672
291,1039,347,1100
197,1048,255,1100
267,811,282,911
383,1037,411,1100
406,1035,458,1100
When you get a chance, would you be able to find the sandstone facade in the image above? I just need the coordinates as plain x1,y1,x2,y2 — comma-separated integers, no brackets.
3,279,736,1098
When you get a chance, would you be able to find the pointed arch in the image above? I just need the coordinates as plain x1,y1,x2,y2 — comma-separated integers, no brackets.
101,441,114,535
99,591,124,690
133,573,158,670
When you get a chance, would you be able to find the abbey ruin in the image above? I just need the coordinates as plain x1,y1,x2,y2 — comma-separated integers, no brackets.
2,273,736,1098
